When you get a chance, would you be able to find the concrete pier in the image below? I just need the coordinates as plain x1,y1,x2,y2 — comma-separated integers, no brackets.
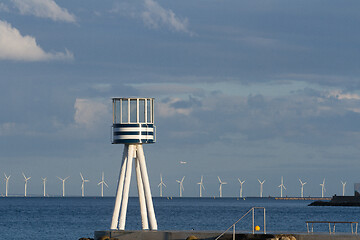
94,230,360,240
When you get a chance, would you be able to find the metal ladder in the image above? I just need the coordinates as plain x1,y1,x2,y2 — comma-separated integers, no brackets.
215,207,266,240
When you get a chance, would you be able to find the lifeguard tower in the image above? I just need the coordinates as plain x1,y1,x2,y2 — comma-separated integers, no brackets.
110,97,157,230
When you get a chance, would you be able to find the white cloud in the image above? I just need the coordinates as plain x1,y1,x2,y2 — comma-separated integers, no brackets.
0,122,17,136
74,98,110,128
157,98,193,117
110,0,191,34
12,0,76,23
328,90,360,100
0,20,74,61
0,3,9,12
142,0,190,34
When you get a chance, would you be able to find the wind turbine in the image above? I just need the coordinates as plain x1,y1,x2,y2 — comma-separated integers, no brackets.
158,174,166,197
41,177,47,197
80,173,89,197
197,176,205,197
57,176,70,197
98,172,108,197
341,181,346,196
299,179,307,197
176,176,185,197
218,176,227,198
22,172,31,197
4,173,10,197
320,178,326,198
278,176,286,197
238,178,245,198
258,179,265,197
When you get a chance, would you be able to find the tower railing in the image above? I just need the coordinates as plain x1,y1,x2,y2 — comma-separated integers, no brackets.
215,207,266,240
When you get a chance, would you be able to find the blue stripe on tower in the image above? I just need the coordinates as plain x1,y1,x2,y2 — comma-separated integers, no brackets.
114,132,154,136
112,139,155,144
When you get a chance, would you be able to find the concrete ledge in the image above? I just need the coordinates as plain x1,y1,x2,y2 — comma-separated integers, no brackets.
94,230,275,240
94,231,360,240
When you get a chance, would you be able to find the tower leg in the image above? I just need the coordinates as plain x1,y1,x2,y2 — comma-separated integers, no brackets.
137,145,158,230
111,145,129,230
118,144,135,230
135,153,149,230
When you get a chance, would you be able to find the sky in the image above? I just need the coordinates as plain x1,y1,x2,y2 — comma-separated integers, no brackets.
1,0,360,198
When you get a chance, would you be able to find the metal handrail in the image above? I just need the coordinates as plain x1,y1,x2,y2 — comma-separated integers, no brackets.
215,207,266,240
306,221,358,235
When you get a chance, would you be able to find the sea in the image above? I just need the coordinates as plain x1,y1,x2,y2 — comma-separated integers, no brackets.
0,197,359,240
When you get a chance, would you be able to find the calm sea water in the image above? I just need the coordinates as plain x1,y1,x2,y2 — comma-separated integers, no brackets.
0,197,359,239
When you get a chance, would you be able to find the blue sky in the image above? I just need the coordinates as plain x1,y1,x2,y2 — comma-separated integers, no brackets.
1,0,360,198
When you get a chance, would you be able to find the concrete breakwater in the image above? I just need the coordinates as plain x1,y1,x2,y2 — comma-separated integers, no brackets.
90,230,360,240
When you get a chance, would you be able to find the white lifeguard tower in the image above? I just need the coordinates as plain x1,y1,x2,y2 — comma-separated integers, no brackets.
110,97,157,231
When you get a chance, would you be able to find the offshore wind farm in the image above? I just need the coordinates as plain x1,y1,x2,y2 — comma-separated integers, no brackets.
0,171,356,198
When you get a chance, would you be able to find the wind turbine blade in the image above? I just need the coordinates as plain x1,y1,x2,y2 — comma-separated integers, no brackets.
258,179,261,183
163,183,167,187
176,180,180,183
98,182,102,186
57,176,62,181
218,176,221,183
283,186,286,190
223,182,227,185
182,176,185,182
104,182,109,188
65,176,70,181
22,172,26,179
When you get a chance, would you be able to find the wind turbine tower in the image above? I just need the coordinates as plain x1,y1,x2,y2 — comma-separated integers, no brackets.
278,176,286,197
80,173,89,197
197,176,205,197
110,97,158,231
218,176,227,198
98,172,108,197
299,179,307,197
41,177,47,197
22,172,31,197
57,176,69,197
238,178,245,198
320,178,326,198
258,179,265,197
4,173,10,197
158,174,166,197
341,181,346,196
176,176,185,197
